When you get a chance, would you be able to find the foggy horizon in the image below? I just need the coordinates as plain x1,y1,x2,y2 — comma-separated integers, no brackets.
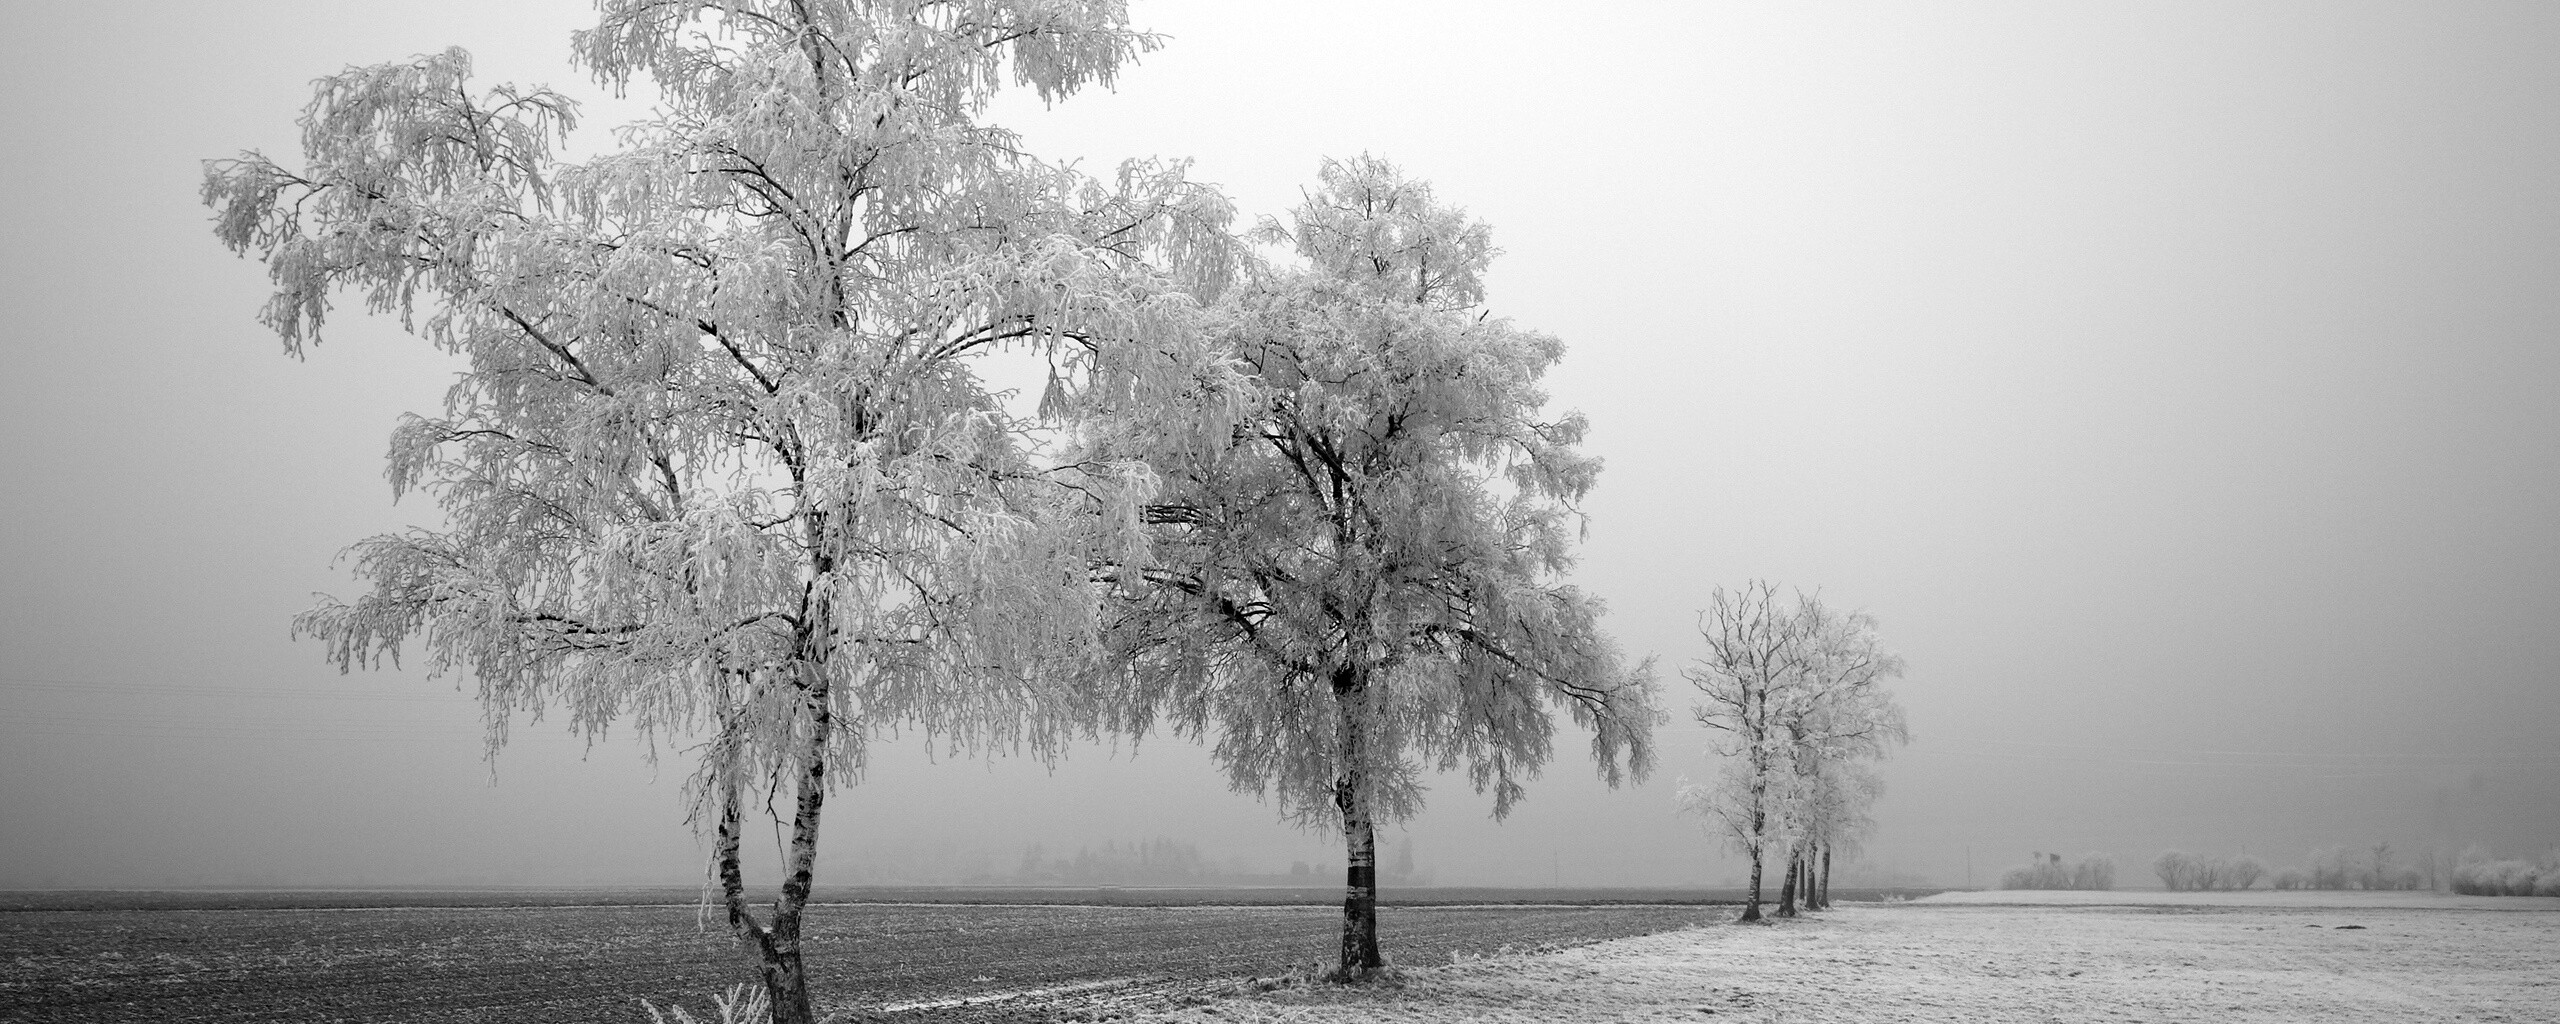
5,0,2557,896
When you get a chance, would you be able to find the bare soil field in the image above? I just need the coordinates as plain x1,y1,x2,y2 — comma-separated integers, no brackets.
1145,890,2560,1023
0,897,1720,1023
0,885,1934,913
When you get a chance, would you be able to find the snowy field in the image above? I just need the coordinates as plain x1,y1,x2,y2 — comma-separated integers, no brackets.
1918,887,2560,912
1139,890,2560,1023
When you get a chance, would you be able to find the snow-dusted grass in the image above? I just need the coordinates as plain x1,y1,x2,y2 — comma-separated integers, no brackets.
1135,893,2560,1023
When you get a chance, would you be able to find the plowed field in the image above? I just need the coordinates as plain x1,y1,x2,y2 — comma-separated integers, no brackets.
1,899,1725,1022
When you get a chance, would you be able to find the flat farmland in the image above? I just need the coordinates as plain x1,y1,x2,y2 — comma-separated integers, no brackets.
1144,892,2560,1023
0,886,1934,913
0,893,1738,1023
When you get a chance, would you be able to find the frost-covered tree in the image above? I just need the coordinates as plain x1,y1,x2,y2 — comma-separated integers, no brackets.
1773,601,1905,914
1795,759,1885,909
202,3,1232,1020
1678,582,1805,922
1679,583,1904,922
1081,156,1658,979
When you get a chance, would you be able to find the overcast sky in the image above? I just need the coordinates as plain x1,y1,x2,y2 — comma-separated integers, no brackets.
2,0,2554,891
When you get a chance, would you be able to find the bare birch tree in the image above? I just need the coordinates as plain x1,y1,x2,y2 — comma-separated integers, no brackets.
203,3,1231,1020
1080,156,1659,980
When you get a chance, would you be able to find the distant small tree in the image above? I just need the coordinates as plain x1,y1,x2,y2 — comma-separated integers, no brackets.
1679,583,1806,922
2155,850,2194,890
204,3,1233,1021
1680,583,1905,922
1774,601,1905,915
1085,156,1658,979
2001,851,2115,891
2154,850,2264,891
1796,758,1884,909
2072,853,2119,891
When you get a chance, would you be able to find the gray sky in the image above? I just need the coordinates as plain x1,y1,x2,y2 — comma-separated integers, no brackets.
3,0,2554,890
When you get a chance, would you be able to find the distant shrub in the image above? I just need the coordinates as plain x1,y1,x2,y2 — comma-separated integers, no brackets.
2453,860,2553,897
2153,850,2192,890
2291,845,2417,890
2269,842,2539,893
2154,850,2265,891
2072,854,2117,891
1998,851,2116,890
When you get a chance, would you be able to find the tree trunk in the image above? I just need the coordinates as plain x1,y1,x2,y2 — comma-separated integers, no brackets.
1337,803,1381,977
1331,665,1383,979
1777,849,1799,917
714,780,762,944
1818,844,1833,909
1738,777,1768,923
709,665,833,1024
714,780,817,1024
759,942,815,1024
1739,846,1764,922
759,736,827,1024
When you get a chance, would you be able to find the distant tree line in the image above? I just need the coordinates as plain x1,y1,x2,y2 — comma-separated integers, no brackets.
2134,842,2560,895
2271,843,2558,896
1011,838,1219,887
2152,851,2264,891
2450,853,2560,897
1986,843,2560,895
1998,852,2116,891
997,837,1425,888
2269,845,2424,891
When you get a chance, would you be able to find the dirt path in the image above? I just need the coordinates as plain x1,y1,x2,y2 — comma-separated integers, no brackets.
1136,897,2560,1023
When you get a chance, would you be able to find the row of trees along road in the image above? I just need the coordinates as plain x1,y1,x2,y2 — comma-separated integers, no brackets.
202,1,1658,1018
1680,582,1909,922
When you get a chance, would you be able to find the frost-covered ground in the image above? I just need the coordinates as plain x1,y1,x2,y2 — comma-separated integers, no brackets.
1920,887,2560,912
1135,891,2560,1023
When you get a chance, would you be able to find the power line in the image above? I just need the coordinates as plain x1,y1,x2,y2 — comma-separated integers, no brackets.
0,675,501,742
1660,720,2558,766
1925,734,2560,765
0,675,473,703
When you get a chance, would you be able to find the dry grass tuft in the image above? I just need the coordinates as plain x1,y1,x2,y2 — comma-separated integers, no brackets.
640,985,767,1024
